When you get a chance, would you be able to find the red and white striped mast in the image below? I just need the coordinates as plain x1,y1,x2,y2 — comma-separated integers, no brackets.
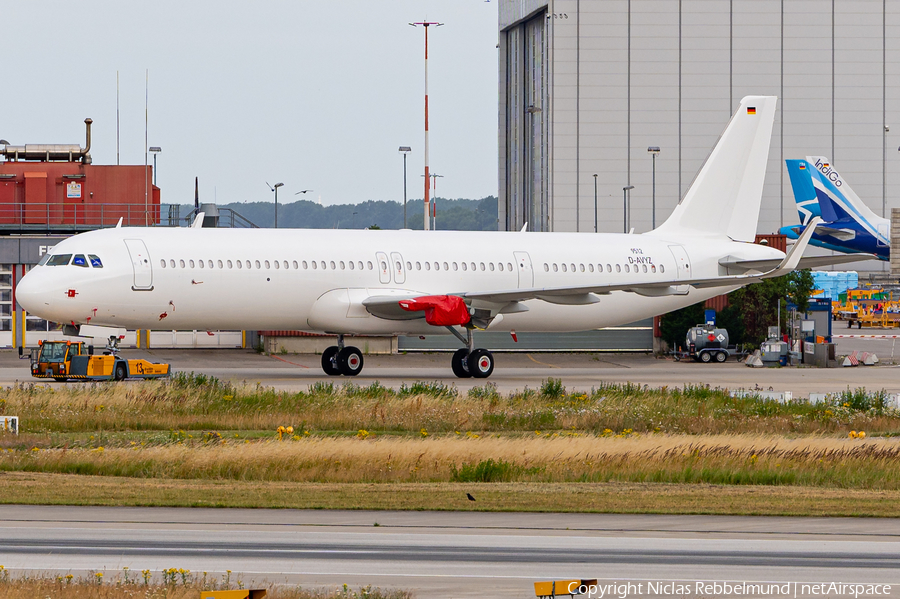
410,19,442,231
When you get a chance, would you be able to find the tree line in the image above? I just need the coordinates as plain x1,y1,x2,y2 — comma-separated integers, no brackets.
173,196,499,231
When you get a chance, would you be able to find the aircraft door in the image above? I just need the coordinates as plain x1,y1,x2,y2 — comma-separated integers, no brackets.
390,252,406,284
878,223,889,247
124,239,153,290
667,245,691,280
513,251,533,288
375,252,391,284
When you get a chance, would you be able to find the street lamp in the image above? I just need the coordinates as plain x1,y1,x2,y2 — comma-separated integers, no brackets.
623,185,634,233
648,146,660,229
399,146,411,228
593,174,599,233
149,147,161,186
267,182,284,228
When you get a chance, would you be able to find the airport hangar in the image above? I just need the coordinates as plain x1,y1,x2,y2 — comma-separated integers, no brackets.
498,0,900,251
419,0,899,354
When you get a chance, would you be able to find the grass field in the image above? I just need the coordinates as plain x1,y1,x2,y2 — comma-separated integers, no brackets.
3,434,899,488
2,375,900,515
1,374,898,436
0,567,409,599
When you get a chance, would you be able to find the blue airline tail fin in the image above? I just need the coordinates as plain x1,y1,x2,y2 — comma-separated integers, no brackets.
784,160,820,225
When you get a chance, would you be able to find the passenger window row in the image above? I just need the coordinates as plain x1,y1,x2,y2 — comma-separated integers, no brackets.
542,262,663,274
405,261,513,272
158,259,518,273
159,259,379,271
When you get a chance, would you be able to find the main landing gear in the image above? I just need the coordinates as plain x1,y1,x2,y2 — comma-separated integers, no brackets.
447,326,494,379
321,335,364,376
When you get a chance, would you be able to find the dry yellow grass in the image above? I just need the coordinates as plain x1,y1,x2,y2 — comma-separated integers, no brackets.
4,433,899,488
0,577,407,599
2,377,898,436
1,472,900,516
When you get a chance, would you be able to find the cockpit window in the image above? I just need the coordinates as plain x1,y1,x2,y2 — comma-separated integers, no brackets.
37,254,51,266
47,254,72,266
89,255,103,268
72,254,88,268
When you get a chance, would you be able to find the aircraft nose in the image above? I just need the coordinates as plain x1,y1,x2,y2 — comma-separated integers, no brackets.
16,269,47,315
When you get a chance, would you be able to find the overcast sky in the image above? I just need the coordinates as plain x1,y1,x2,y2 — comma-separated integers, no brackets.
2,1,499,207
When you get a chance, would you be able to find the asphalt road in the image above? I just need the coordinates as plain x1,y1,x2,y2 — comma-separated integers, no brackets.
0,506,898,597
5,336,900,396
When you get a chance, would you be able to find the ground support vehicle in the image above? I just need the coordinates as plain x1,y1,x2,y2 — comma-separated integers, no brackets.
28,340,170,382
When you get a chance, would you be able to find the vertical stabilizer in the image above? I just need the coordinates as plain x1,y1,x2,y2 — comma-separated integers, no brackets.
785,159,820,225
653,96,777,242
805,156,884,224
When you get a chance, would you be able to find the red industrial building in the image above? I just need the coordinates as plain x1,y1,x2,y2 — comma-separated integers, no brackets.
0,119,160,230
0,118,164,348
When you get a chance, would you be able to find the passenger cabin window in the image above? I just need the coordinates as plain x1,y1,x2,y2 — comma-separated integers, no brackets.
266,260,271,269
47,254,72,266
237,261,243,269
89,255,103,268
189,260,195,268
170,260,176,268
660,264,666,273
72,255,88,268
160,260,166,268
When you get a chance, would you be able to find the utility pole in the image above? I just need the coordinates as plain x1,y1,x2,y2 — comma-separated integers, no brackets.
399,146,411,228
423,173,443,229
410,20,443,230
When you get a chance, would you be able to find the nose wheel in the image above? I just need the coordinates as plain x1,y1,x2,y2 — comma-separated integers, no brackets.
321,336,364,376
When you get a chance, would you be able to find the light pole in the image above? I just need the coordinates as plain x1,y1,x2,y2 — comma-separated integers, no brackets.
648,146,660,229
593,174,599,233
410,20,443,230
399,146,411,228
267,182,284,228
422,173,443,229
623,185,634,233
149,147,161,186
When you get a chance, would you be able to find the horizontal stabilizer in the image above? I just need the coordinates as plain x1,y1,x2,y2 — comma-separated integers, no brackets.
719,252,877,272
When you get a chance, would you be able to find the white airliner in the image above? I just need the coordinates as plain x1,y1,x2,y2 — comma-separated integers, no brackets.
14,96,866,379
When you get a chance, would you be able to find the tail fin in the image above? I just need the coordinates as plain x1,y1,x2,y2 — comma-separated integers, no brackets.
805,156,883,224
785,159,821,225
653,96,777,242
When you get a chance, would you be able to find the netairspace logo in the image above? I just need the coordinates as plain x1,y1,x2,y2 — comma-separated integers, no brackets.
569,581,893,598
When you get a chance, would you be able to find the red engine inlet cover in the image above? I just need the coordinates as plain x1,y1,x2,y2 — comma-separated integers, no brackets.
398,295,471,326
